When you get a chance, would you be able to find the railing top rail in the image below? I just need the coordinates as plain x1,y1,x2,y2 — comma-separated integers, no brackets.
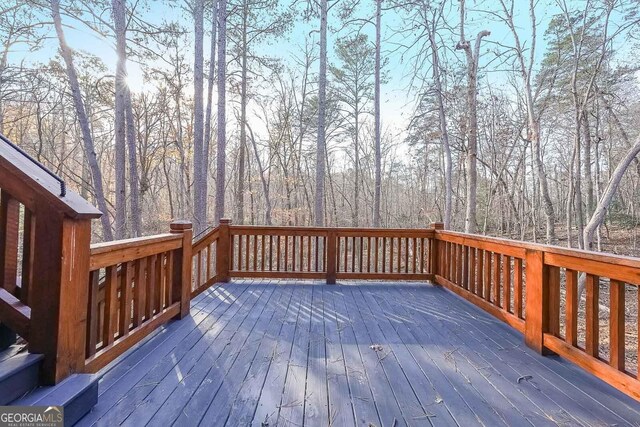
90,233,182,270
0,136,102,219
0,133,66,197
228,224,437,234
437,230,640,270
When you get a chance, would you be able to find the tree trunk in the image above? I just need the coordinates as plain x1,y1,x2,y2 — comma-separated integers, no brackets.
112,0,141,237
236,3,248,225
584,134,640,249
203,0,218,218
193,0,206,232
314,0,327,226
112,0,127,239
373,0,382,227
215,0,227,222
51,0,113,240
457,0,489,233
429,27,452,229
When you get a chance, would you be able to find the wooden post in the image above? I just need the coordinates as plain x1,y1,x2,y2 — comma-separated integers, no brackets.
524,249,553,355
429,222,444,279
0,191,19,294
170,220,193,319
326,230,337,284
216,219,232,282
30,213,92,384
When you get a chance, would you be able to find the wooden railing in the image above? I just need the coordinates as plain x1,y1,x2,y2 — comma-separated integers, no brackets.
0,190,34,341
195,220,437,287
1,141,101,384
84,221,192,372
433,230,640,400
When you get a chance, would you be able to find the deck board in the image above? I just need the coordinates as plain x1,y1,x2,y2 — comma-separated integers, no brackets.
77,281,640,427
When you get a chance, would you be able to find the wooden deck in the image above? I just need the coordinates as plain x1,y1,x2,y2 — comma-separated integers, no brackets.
77,281,640,426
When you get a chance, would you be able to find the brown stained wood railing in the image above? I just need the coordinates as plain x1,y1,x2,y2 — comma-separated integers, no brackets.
196,220,438,284
433,231,527,333
84,222,192,373
1,141,102,384
433,229,640,401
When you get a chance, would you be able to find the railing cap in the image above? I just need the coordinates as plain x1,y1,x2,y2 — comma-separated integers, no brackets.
170,220,193,232
219,218,232,225
430,222,445,230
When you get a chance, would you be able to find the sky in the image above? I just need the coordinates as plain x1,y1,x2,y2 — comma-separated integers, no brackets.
11,0,637,146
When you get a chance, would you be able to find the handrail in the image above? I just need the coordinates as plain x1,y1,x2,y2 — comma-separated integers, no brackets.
0,133,66,197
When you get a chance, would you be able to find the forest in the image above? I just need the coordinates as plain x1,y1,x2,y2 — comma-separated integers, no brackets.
1,0,639,256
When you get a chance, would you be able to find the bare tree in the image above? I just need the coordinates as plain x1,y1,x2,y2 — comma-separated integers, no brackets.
373,0,382,227
193,0,206,232
457,0,490,234
215,0,227,222
315,0,328,226
51,0,113,240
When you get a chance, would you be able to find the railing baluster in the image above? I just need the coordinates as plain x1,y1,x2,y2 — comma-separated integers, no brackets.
585,274,600,357
237,234,243,272
420,238,425,274
374,237,379,273
503,256,511,313
253,234,258,271
86,270,99,357
197,249,203,287
292,235,297,271
547,266,560,337
397,237,402,274
165,251,174,307
484,251,492,302
244,235,249,271
565,268,578,345
403,238,409,274
461,246,469,289
382,237,387,273
389,238,395,274
207,244,212,283
156,254,164,312
493,253,500,307
609,279,625,371
366,237,372,273
21,209,35,305
146,255,157,318
314,236,320,271
276,234,281,271
284,235,288,272
133,258,146,327
469,247,476,294
514,258,523,319
103,266,118,346
351,236,356,273
119,261,133,337
477,250,484,298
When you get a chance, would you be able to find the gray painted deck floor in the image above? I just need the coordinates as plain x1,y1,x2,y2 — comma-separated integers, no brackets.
77,281,640,426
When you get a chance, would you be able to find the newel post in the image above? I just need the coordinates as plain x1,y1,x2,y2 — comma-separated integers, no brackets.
170,220,193,319
30,212,92,384
524,249,554,355
216,219,232,282
326,230,337,284
429,222,444,279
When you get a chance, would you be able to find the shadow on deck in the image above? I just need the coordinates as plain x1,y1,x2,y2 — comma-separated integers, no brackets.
77,281,640,426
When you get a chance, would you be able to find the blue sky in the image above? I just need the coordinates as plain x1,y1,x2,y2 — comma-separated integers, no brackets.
13,0,636,140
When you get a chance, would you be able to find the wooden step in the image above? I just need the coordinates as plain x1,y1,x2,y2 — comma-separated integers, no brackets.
12,374,98,426
0,352,43,404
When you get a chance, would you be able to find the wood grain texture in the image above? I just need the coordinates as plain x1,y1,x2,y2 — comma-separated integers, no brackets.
77,281,640,426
